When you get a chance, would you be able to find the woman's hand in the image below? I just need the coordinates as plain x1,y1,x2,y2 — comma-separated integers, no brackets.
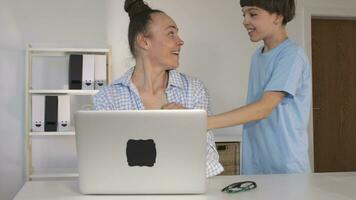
161,103,186,109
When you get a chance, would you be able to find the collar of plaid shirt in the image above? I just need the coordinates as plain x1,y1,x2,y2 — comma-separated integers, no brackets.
112,67,185,91
110,67,190,110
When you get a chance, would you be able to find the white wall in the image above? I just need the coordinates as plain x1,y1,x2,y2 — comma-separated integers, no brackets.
3,0,356,198
103,0,356,177
0,0,107,199
108,0,257,141
0,3,25,199
107,0,305,140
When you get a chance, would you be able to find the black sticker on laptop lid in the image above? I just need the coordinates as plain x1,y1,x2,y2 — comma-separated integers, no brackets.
126,139,156,167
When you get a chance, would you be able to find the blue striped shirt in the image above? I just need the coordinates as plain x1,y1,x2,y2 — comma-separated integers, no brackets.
93,67,224,177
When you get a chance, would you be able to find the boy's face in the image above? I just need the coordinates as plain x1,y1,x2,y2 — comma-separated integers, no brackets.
241,6,281,43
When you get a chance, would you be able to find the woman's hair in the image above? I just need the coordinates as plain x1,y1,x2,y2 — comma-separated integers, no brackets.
240,0,295,25
124,0,163,57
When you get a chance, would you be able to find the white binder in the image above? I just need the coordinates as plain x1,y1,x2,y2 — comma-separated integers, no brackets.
94,55,107,90
31,95,45,132
57,95,71,132
82,54,95,90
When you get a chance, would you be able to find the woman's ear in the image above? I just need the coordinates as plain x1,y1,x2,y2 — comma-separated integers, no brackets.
136,34,150,51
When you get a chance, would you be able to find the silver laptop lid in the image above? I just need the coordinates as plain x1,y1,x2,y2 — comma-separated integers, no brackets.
75,110,207,194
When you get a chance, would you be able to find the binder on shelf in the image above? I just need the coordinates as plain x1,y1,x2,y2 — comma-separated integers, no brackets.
57,95,71,132
94,55,107,90
82,54,95,90
69,54,83,89
44,96,58,132
31,95,45,132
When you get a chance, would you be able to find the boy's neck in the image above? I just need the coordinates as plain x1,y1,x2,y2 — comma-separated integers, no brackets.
262,27,288,53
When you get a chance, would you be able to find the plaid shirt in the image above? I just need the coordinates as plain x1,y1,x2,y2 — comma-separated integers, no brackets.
93,67,224,177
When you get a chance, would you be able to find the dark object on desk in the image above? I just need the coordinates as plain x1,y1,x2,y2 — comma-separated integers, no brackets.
222,181,257,194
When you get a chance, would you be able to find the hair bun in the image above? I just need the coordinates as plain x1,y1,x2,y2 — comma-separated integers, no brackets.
124,0,151,19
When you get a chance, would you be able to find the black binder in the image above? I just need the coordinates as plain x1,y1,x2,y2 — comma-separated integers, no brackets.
45,96,58,132
69,54,83,89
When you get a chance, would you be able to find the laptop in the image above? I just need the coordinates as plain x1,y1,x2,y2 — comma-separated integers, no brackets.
75,110,207,194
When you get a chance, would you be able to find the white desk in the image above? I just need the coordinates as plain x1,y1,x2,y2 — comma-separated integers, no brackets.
14,172,356,200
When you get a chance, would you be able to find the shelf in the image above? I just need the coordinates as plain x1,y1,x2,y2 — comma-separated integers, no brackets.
30,132,75,136
25,45,112,181
30,90,99,95
30,168,78,179
29,47,110,53
214,135,242,142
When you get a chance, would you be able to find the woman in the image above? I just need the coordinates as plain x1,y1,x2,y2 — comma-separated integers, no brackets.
93,0,223,177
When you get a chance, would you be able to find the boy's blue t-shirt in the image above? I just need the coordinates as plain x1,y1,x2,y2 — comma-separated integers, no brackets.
242,39,312,174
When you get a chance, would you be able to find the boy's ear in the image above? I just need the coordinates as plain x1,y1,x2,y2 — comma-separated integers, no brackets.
274,14,284,26
136,34,150,51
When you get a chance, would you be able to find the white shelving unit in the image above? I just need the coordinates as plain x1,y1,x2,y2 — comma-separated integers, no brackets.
30,90,99,95
30,168,79,179
29,132,76,136
25,44,112,180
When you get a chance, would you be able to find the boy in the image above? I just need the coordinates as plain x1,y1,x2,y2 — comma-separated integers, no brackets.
208,0,312,174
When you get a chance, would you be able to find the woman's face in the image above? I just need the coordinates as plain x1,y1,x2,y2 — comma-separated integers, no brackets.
143,13,184,70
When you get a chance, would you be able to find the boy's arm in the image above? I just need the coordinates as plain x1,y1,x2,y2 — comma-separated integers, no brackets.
208,91,284,130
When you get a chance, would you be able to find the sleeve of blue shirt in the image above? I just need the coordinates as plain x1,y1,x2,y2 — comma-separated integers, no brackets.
264,50,305,99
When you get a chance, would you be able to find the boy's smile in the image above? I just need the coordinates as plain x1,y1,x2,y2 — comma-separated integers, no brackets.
242,6,276,42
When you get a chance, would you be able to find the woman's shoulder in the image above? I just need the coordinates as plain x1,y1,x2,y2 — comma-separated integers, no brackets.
94,79,130,99
170,70,206,90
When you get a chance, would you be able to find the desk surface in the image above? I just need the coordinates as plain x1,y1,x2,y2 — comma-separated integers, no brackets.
14,172,356,200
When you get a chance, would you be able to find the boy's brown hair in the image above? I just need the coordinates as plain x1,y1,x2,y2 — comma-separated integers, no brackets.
240,0,295,25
